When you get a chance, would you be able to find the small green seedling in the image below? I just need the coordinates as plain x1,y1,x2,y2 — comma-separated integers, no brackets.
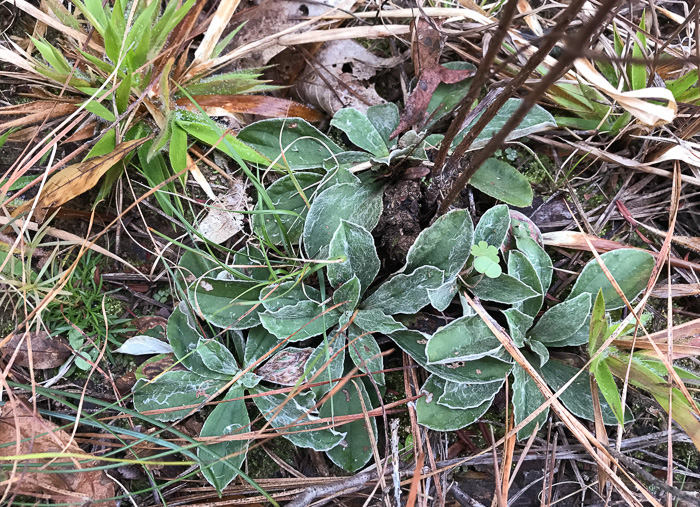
471,241,502,278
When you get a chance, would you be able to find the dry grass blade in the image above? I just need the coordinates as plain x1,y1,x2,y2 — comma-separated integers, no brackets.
191,0,242,67
590,374,610,494
8,0,102,51
0,102,79,132
0,216,145,274
14,138,149,222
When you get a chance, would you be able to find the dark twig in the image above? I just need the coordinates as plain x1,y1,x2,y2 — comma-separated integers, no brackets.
437,0,620,214
431,0,521,176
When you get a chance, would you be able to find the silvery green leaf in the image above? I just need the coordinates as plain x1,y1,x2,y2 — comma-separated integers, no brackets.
327,220,380,293
303,182,383,259
460,292,476,317
348,326,385,385
333,276,361,311
240,372,262,389
425,315,503,365
237,118,343,170
230,245,269,282
544,317,591,347
527,339,549,367
188,278,262,330
474,204,511,249
305,332,346,398
198,386,249,492
260,300,340,341
178,250,222,281
197,338,240,376
362,266,444,315
114,335,173,355
437,378,504,410
567,249,655,310
471,274,538,304
452,99,556,149
528,293,591,345
471,158,533,207
331,108,389,158
508,250,544,317
516,237,553,292
244,325,279,367
133,371,227,422
426,62,476,127
502,308,533,348
416,375,491,431
261,281,321,312
405,209,474,279
353,309,406,334
168,302,216,374
366,103,400,149
540,360,631,425
320,379,377,472
253,172,323,244
251,387,345,450
428,276,460,311
391,330,512,384
322,151,372,173
513,365,547,440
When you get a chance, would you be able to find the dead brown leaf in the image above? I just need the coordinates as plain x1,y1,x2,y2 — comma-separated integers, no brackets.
0,331,70,369
130,316,169,336
292,40,402,115
391,19,475,137
174,95,324,122
0,398,115,505
17,138,149,221
256,347,314,386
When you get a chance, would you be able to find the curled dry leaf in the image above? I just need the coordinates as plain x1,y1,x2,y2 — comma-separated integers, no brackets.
0,331,70,369
517,0,543,36
648,143,700,169
574,59,677,127
197,178,250,244
0,398,116,505
174,95,324,123
17,138,149,221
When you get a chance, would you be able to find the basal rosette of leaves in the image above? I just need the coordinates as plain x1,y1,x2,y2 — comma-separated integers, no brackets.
130,63,656,489
132,186,656,490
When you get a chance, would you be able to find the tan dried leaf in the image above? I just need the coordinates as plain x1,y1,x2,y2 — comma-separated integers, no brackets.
196,178,250,244
0,331,70,369
293,40,403,114
256,347,314,385
21,138,148,221
0,398,115,505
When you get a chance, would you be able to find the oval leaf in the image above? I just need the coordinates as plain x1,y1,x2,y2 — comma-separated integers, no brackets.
567,249,655,310
405,209,474,278
303,182,383,259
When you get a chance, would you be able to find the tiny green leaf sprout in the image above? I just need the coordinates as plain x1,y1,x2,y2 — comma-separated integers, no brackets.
471,241,502,278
